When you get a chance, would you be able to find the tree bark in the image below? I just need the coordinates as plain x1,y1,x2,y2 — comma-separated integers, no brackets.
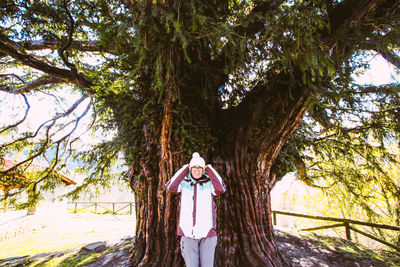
211,79,308,266
129,151,290,266
129,92,186,266
129,77,309,266
213,153,288,266
129,144,293,266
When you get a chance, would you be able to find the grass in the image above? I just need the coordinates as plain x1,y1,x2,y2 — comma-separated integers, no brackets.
3,229,94,258
298,231,400,266
0,213,135,260
32,251,102,267
3,211,400,266
22,239,132,267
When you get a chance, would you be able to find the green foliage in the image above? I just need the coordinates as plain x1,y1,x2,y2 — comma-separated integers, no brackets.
0,0,399,217
300,137,400,244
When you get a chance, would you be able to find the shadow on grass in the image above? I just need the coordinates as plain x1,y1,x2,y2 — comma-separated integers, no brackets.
4,230,399,267
38,249,103,266
275,229,400,267
1,238,133,267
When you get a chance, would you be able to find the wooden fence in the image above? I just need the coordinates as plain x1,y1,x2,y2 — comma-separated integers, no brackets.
272,210,400,251
68,201,134,215
67,202,400,251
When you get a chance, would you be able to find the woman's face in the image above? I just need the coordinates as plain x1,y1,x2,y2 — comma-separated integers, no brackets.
191,166,204,179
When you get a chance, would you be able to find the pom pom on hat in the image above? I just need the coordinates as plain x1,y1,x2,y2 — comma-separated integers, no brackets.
189,152,205,168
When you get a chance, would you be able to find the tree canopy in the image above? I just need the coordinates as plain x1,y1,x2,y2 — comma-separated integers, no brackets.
1,0,398,195
1,0,400,265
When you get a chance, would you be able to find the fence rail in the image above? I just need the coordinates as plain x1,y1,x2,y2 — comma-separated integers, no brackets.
272,210,400,251
67,203,400,251
68,201,134,215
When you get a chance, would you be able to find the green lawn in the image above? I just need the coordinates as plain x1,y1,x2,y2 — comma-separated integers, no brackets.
0,213,135,259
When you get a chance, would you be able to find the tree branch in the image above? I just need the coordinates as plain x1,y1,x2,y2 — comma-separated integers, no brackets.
58,0,77,71
0,73,25,83
54,100,92,144
0,96,89,174
328,0,389,35
375,48,400,70
325,0,399,49
359,35,400,70
233,0,285,36
1,118,55,175
0,75,64,94
350,83,400,95
0,94,30,134
223,68,310,169
212,1,285,74
0,40,110,56
0,35,93,88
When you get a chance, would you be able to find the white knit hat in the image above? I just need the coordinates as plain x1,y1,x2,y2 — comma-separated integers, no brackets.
189,152,205,169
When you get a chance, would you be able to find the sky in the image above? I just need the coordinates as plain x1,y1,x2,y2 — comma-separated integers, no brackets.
354,53,399,85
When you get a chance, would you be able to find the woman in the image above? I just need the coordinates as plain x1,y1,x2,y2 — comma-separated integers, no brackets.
166,152,226,267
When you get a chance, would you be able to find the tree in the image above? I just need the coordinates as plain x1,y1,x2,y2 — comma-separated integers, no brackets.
303,140,400,245
1,0,399,266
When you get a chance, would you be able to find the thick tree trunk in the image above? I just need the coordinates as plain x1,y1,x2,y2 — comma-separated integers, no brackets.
129,151,290,266
214,153,288,266
129,81,308,266
212,83,308,266
129,156,288,266
129,94,185,266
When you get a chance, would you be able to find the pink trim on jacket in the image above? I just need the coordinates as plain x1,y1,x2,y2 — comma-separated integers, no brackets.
166,163,226,239
206,165,226,196
165,165,189,193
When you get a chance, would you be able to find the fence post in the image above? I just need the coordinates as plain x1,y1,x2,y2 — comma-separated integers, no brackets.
74,202,77,213
95,202,97,213
344,222,351,240
130,203,132,215
273,212,277,225
113,203,115,214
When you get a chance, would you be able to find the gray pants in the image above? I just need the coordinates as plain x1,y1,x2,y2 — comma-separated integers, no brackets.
180,236,217,267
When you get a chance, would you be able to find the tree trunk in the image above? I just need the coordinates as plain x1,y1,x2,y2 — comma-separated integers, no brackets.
129,149,290,266
213,152,289,266
129,79,308,266
126,65,310,266
129,93,186,266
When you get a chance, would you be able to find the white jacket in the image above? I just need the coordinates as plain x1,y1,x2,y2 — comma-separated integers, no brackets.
166,164,226,239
